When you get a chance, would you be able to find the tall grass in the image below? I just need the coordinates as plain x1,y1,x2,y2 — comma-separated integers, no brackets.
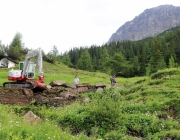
0,104,90,140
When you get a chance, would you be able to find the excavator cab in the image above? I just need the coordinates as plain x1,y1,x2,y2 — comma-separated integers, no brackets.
19,62,35,79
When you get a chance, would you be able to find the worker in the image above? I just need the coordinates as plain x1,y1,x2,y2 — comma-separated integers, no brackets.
110,75,116,86
74,75,79,85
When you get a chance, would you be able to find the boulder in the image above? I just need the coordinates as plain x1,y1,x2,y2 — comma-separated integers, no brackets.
95,83,106,88
22,89,34,98
67,87,78,94
23,111,41,124
77,87,88,93
77,83,90,87
59,91,75,99
46,85,52,89
104,84,111,89
96,87,104,92
66,84,77,89
49,80,66,86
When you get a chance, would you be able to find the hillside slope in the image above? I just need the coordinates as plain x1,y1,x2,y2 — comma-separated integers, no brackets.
0,67,180,139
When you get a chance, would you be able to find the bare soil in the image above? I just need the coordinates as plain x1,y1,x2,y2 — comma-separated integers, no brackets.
0,87,83,106
0,88,31,106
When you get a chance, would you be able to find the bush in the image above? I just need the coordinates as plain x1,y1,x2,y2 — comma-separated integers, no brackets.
125,114,156,137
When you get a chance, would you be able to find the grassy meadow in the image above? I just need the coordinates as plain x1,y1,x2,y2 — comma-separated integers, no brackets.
0,61,144,86
0,62,180,139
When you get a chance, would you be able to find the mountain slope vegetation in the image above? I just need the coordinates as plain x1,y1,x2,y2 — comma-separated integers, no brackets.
0,65,180,139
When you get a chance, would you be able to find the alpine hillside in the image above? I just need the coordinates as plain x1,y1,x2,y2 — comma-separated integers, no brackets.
108,5,180,43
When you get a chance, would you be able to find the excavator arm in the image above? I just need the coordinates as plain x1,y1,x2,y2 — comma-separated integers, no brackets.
22,48,43,80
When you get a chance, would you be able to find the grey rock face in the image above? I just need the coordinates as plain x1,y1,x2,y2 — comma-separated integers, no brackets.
108,5,180,43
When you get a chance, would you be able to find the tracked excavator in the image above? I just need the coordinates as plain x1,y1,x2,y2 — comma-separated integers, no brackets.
3,48,46,90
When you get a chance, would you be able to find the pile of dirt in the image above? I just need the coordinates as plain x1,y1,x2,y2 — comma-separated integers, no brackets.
0,81,109,106
0,87,83,106
0,88,31,106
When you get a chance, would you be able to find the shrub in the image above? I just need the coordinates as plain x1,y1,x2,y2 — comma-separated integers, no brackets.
125,114,156,137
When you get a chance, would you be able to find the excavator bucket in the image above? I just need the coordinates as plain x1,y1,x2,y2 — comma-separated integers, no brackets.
33,81,47,91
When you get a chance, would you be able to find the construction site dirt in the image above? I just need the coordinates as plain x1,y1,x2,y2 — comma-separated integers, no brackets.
0,81,108,107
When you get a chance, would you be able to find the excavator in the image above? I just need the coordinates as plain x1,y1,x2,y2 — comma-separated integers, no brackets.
3,48,46,90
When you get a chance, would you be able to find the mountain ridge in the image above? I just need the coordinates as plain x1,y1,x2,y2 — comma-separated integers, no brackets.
108,4,180,43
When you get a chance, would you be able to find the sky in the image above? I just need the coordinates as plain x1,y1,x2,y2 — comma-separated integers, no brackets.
0,0,180,54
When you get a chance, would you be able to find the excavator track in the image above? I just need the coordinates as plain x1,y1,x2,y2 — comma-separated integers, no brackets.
3,82,34,89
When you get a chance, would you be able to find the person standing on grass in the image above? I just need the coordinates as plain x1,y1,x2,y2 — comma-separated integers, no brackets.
74,75,79,85
110,75,116,86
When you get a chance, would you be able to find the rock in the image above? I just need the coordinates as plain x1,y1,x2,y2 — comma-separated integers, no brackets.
51,86,61,90
77,87,88,93
83,97,90,103
22,89,34,98
59,92,75,99
23,111,41,124
49,80,66,86
96,87,104,92
77,83,90,87
66,84,77,89
54,97,64,100
46,85,52,89
105,84,111,89
95,83,106,88
67,87,78,94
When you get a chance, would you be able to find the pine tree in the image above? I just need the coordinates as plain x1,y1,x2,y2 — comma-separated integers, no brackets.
61,55,72,66
139,42,148,76
7,32,23,60
132,56,140,75
0,41,5,57
149,37,166,74
98,48,111,74
107,52,130,76
169,55,175,68
77,50,93,71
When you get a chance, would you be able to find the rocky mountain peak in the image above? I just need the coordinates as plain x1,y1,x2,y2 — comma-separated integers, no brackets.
108,5,180,43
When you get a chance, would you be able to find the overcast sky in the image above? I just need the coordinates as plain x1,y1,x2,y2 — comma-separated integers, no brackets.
0,0,180,54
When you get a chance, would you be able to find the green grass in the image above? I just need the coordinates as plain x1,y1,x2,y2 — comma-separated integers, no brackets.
1,62,180,139
0,61,144,86
0,104,89,140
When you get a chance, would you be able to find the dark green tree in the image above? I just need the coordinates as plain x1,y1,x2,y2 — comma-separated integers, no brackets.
45,52,56,64
149,37,166,74
0,41,6,57
77,49,93,71
98,48,111,74
132,56,140,75
139,42,149,76
169,55,175,68
158,57,167,70
7,32,23,60
107,52,131,77
61,54,72,66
